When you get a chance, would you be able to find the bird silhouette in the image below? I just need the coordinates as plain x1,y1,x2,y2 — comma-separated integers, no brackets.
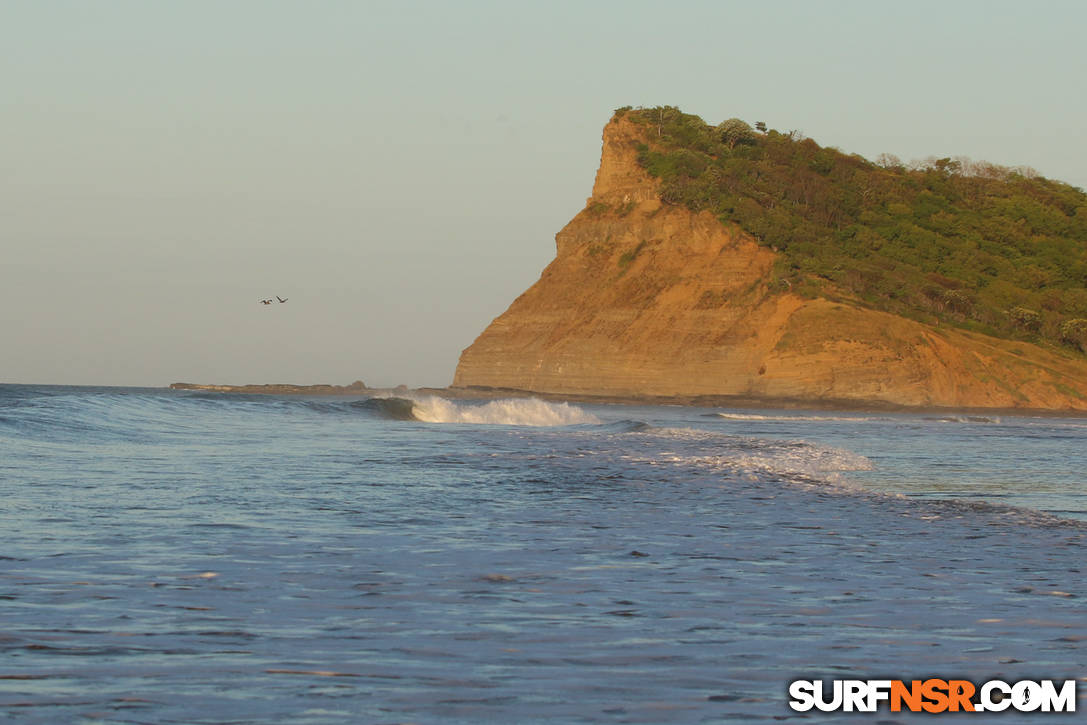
260,299,273,305
276,296,288,303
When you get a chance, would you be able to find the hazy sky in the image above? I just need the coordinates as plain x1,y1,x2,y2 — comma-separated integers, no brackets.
3,0,1085,387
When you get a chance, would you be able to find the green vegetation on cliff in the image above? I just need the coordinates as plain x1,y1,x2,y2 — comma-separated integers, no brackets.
619,106,1087,352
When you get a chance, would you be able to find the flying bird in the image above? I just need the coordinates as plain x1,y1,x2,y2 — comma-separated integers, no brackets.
260,299,273,305
276,296,288,303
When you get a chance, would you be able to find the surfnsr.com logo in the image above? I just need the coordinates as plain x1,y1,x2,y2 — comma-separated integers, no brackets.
788,679,1077,713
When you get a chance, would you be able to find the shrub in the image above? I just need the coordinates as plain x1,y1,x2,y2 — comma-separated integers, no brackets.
1060,319,1087,351
1008,307,1041,333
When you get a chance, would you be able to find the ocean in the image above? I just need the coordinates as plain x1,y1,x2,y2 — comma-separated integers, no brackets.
1,384,1084,723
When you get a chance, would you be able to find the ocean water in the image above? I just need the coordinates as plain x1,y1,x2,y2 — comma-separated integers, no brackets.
1,384,1084,723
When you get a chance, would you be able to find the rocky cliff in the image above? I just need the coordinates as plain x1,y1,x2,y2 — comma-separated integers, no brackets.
454,115,1087,410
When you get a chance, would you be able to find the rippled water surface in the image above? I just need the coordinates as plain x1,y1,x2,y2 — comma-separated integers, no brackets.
1,385,1085,723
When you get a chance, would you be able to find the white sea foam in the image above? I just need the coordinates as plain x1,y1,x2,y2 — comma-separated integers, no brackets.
715,412,883,423
408,396,601,426
679,447,874,484
621,426,874,484
724,445,875,480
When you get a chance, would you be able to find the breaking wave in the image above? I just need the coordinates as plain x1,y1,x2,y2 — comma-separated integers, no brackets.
352,395,601,426
406,396,600,426
0,388,596,434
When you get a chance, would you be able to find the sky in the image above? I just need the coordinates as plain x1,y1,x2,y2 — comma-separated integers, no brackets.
3,0,1086,387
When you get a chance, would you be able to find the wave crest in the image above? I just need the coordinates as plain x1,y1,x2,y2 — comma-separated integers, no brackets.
408,396,600,426
351,397,418,421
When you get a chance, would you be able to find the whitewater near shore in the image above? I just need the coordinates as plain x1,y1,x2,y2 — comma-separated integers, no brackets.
2,385,1085,722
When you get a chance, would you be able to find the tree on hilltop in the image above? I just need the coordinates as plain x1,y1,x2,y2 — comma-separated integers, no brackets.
716,118,756,149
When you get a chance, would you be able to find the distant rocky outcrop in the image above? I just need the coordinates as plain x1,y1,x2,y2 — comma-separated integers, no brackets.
170,380,367,395
453,112,1087,410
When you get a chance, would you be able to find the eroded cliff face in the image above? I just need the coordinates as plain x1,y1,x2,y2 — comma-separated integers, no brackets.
454,115,1087,409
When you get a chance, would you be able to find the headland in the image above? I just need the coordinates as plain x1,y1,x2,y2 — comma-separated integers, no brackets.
453,107,1087,411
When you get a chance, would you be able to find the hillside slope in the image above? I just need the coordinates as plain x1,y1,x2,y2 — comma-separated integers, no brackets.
454,113,1087,409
